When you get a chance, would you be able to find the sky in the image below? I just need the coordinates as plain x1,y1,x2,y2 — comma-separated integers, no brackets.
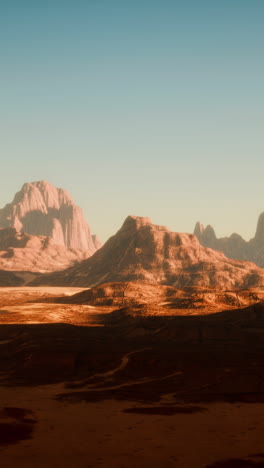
0,0,263,242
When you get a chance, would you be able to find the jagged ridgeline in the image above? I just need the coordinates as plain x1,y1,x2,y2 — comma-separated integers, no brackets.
194,214,264,267
30,216,264,289
0,181,102,281
0,180,101,253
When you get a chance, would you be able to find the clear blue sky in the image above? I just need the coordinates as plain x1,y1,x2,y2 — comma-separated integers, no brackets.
1,1,263,242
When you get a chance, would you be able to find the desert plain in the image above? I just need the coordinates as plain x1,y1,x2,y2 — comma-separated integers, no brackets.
1,284,264,468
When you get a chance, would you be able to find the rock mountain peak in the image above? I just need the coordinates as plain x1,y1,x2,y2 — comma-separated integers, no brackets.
194,212,264,267
31,215,264,290
121,215,169,232
0,180,101,253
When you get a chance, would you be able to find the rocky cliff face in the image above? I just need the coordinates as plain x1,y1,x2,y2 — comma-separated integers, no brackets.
0,181,101,254
194,212,264,267
0,227,90,275
31,216,264,289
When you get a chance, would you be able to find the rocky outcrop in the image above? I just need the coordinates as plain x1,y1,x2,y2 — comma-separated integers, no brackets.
0,181,101,254
92,235,102,251
30,216,264,289
58,281,179,307
0,227,90,275
55,280,264,313
194,212,264,267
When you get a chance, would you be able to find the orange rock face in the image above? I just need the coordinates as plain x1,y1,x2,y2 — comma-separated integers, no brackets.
0,227,90,274
31,216,264,289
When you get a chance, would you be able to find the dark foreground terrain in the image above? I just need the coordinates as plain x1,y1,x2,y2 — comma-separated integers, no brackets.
1,286,264,467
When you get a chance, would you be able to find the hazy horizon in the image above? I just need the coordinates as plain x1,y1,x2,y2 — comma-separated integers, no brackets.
1,1,263,242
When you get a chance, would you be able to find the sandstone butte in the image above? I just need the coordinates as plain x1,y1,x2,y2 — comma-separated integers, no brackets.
194,213,264,268
0,227,91,277
30,215,264,290
0,180,101,254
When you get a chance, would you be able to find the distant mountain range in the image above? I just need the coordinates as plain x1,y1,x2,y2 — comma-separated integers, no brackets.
2,181,264,290
30,215,264,290
194,212,264,267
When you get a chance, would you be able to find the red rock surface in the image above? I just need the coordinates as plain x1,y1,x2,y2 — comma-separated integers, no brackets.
57,281,178,307
0,227,90,274
0,181,101,253
55,281,264,317
31,216,264,289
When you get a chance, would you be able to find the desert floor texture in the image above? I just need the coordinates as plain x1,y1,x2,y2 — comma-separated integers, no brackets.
1,287,264,468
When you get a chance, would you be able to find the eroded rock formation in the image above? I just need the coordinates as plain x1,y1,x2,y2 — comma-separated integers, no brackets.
194,212,264,267
0,181,101,254
31,216,264,289
0,227,90,274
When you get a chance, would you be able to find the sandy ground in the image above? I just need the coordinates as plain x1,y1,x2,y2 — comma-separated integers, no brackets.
0,302,110,325
0,286,86,300
0,287,102,325
2,381,264,467
1,287,264,467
